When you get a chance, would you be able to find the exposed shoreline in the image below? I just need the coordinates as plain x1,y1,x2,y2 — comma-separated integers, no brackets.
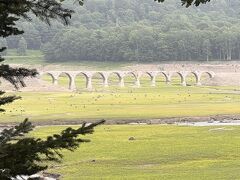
1,114,240,127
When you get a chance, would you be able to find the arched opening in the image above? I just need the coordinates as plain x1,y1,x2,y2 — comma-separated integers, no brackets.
40,73,55,84
124,72,137,87
75,73,88,90
92,72,105,90
57,72,71,89
140,72,153,87
170,72,183,86
108,72,121,87
186,72,198,86
200,72,213,85
156,72,168,87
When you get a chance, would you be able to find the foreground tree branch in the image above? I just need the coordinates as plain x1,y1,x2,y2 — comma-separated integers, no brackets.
0,119,105,179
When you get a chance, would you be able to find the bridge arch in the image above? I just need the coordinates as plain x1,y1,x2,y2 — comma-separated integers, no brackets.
59,72,72,79
74,72,88,90
92,72,107,80
40,72,61,86
57,72,75,90
140,72,155,87
186,72,199,86
145,72,154,79
40,72,55,84
201,71,215,79
126,71,137,79
169,71,185,85
124,71,139,87
91,72,108,88
156,71,170,85
169,72,186,86
198,71,215,85
75,72,89,79
75,72,92,90
108,72,125,87
109,72,123,80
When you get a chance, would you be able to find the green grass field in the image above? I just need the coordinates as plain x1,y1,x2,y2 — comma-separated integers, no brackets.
32,125,240,179
3,51,240,179
2,80,240,124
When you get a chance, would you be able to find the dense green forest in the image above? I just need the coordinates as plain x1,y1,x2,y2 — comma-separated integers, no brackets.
2,0,240,62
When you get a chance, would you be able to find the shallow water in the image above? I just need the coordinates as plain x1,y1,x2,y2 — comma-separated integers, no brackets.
176,120,240,126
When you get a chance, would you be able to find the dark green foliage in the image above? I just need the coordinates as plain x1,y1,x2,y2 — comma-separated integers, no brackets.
0,0,75,37
0,65,37,89
0,119,105,179
0,91,20,112
0,61,37,113
38,0,240,62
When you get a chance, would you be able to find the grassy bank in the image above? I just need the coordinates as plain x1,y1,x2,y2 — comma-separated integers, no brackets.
32,125,240,179
2,84,240,124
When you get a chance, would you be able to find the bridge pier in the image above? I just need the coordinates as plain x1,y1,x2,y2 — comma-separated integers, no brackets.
53,77,58,85
103,78,108,87
151,76,156,87
166,76,171,85
69,78,76,90
180,72,187,86
102,73,109,87
119,77,125,87
162,72,171,85
86,76,93,90
135,78,140,87
195,74,201,86
181,80,187,86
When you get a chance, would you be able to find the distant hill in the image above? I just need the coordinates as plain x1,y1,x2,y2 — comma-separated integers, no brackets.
3,0,240,62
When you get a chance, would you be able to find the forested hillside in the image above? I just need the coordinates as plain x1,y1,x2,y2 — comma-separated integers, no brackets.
2,0,240,62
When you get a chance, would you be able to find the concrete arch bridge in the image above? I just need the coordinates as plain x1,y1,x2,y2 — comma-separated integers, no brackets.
39,70,215,90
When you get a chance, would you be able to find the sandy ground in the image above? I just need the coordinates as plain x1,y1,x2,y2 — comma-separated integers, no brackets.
0,77,70,92
203,73,240,86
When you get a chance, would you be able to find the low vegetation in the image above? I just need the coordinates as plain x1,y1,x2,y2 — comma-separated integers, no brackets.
32,124,240,179
2,80,240,124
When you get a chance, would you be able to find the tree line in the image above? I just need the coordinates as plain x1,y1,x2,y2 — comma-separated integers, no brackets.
4,0,240,61
43,24,240,62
